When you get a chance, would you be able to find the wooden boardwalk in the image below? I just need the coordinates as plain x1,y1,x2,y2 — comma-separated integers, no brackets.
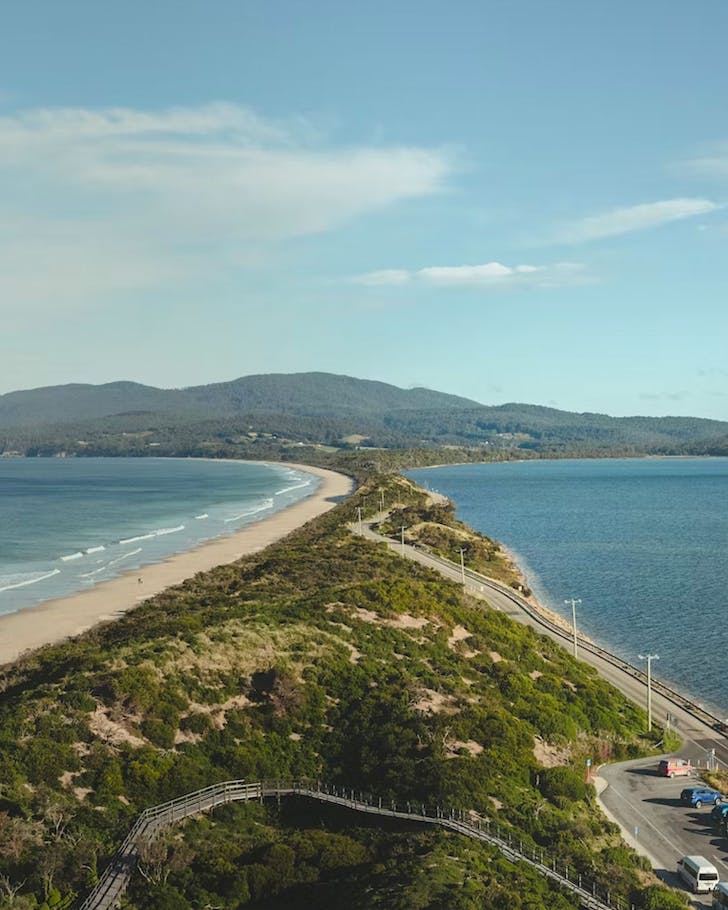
77,779,628,910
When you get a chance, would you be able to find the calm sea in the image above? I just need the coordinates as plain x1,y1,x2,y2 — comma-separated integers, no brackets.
0,458,317,615
408,458,728,716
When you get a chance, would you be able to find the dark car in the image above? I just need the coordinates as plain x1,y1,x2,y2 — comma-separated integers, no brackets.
710,804,728,826
681,787,724,808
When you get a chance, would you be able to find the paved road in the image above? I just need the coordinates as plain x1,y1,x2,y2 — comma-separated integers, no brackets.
598,758,727,910
356,521,728,763
355,521,728,906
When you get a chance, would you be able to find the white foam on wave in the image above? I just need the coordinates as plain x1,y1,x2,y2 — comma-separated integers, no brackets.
194,513,209,520
80,545,144,577
86,545,106,554
79,565,109,579
120,532,156,545
224,498,274,523
156,524,185,537
0,568,61,593
120,525,185,545
108,547,142,567
60,551,84,562
275,480,310,496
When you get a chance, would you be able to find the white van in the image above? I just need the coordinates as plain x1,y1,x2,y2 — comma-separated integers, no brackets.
678,855,719,893
713,881,728,908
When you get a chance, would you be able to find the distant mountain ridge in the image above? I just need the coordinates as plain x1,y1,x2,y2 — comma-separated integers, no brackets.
1,372,727,456
0,373,480,427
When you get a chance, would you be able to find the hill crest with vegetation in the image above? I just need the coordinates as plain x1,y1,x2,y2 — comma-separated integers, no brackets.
0,471,687,909
2,372,728,459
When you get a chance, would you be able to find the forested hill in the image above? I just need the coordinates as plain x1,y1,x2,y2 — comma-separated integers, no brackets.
1,372,727,456
0,373,479,427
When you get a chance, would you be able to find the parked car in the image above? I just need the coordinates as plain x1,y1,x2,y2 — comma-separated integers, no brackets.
681,787,724,808
658,758,693,778
712,880,728,908
710,804,728,826
677,855,719,892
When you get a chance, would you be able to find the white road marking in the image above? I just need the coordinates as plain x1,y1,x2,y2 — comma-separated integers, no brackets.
605,781,683,853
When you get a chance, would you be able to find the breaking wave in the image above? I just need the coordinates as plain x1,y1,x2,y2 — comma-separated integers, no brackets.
224,498,274,523
0,569,61,594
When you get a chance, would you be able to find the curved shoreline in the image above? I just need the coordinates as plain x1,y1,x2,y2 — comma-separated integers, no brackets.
0,463,354,667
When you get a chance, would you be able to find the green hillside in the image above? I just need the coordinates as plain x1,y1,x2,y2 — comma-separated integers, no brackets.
0,472,685,909
1,372,726,457
0,373,479,428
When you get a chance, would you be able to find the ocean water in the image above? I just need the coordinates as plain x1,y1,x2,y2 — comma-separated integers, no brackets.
0,457,318,615
408,458,728,716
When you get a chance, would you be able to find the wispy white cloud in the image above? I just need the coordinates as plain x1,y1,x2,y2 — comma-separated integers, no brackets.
355,269,412,287
353,260,586,289
680,144,728,178
554,198,719,244
639,391,690,402
0,103,453,315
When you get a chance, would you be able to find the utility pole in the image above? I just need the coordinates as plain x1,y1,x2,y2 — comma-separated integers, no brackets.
458,548,466,585
638,653,659,732
380,490,385,517
357,506,362,534
564,598,581,659
400,526,406,556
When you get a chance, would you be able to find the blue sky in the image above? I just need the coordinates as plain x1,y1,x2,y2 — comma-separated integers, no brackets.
1,1,727,419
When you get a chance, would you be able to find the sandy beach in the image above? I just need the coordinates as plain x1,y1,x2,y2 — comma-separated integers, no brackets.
0,463,353,667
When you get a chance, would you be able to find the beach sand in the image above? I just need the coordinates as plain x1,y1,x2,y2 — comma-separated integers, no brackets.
0,463,353,667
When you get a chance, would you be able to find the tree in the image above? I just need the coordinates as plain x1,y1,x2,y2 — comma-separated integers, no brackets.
136,833,194,886
0,813,41,863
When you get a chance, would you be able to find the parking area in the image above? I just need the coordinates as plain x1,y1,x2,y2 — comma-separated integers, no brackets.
597,757,728,909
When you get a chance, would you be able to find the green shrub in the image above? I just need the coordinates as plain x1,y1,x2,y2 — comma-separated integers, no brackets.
179,712,212,735
140,718,176,749
538,767,589,804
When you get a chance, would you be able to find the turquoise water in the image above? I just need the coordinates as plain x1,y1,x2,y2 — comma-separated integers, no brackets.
0,458,318,615
408,459,728,716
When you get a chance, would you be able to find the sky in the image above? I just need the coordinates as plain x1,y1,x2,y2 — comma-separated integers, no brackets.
1,1,727,419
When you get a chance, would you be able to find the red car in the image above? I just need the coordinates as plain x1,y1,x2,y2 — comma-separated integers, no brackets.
658,758,693,778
